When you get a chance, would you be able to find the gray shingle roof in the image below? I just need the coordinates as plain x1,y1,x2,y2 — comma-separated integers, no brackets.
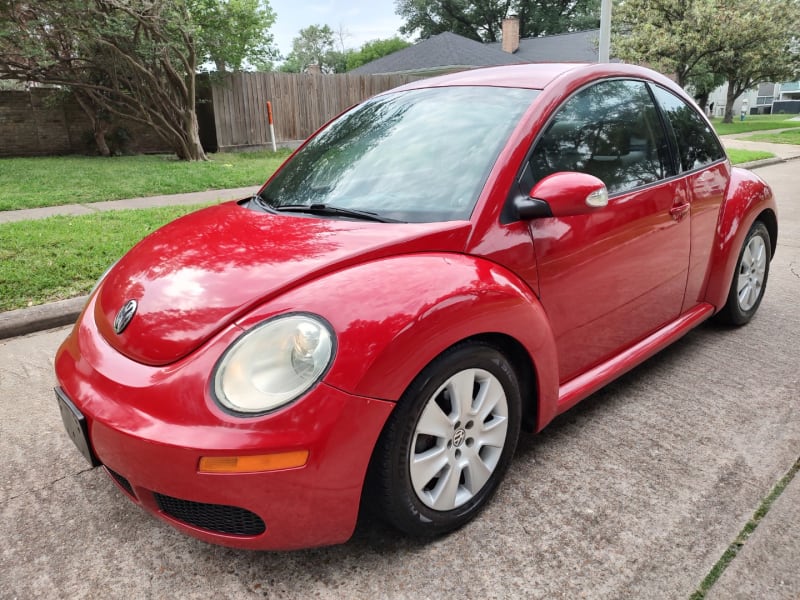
487,30,601,63
349,31,525,75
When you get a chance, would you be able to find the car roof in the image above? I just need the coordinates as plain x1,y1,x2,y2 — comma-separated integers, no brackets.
388,62,679,94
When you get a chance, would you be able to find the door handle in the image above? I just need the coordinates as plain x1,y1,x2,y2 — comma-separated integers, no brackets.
670,203,690,222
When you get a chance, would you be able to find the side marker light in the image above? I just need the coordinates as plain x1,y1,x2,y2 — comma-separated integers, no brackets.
198,450,309,473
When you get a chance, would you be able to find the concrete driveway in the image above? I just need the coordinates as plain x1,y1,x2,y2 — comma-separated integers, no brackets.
1,162,798,599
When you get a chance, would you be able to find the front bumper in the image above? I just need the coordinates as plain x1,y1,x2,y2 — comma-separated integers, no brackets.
54,298,394,550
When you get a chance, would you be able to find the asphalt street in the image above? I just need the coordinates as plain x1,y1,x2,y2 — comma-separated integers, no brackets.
1,161,798,599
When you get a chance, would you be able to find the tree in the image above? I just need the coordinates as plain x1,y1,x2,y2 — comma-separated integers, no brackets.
706,0,799,122
280,28,411,73
280,24,337,73
612,0,800,122
0,0,278,160
395,0,600,42
345,37,411,71
192,0,277,73
612,0,724,88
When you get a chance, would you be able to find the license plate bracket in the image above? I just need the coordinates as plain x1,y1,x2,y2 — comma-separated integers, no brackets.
55,388,100,467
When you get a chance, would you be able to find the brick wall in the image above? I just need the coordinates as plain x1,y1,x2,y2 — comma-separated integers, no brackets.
0,88,169,157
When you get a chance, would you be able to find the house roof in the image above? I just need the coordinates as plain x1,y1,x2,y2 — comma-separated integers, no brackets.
487,30,601,63
349,31,526,76
351,29,605,77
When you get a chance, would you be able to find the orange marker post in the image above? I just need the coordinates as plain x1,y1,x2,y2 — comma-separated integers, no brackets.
266,100,277,152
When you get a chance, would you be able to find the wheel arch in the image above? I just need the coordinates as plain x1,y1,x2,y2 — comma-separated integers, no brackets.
463,332,539,433
330,257,561,429
704,168,778,311
759,207,778,260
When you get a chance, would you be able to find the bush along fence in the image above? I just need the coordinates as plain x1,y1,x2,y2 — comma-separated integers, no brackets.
0,88,170,157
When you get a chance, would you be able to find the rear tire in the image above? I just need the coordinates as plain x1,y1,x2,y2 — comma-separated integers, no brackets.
715,220,771,326
366,342,521,537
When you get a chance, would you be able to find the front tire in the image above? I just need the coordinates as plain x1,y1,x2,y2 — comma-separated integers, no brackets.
367,342,522,537
715,221,771,326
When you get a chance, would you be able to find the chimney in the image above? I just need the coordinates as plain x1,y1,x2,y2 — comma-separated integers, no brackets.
502,16,520,54
305,63,322,75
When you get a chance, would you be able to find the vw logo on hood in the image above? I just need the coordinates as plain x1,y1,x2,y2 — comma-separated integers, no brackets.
113,299,138,334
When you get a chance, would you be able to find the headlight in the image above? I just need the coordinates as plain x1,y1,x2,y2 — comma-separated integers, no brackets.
213,314,335,415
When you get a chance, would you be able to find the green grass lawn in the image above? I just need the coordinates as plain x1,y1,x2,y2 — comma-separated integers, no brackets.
0,205,203,311
726,149,776,164
745,128,800,145
0,150,291,212
711,114,800,136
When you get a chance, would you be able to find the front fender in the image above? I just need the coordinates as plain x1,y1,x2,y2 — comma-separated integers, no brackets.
236,253,560,425
704,167,778,310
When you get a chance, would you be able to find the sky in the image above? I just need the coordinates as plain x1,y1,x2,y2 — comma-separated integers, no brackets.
269,0,409,57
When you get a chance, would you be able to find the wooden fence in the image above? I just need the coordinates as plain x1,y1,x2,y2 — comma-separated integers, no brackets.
0,73,422,157
210,72,421,150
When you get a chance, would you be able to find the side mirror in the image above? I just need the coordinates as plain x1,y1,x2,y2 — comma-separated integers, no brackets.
522,172,609,219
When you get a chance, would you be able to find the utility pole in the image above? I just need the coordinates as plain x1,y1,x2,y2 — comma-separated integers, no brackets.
598,0,612,63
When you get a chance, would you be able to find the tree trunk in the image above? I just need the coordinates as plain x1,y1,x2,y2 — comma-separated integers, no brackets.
676,68,688,89
695,91,709,112
183,66,207,161
176,108,207,161
73,90,112,156
94,121,111,157
723,83,737,124
186,112,207,160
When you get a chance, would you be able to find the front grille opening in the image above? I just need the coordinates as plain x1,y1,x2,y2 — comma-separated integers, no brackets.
105,467,135,499
154,493,266,536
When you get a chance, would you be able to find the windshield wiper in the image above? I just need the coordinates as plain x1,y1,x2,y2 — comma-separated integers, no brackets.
254,192,281,209
272,203,402,223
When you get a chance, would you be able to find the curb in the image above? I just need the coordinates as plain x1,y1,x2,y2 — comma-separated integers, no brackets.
0,296,87,341
736,157,787,170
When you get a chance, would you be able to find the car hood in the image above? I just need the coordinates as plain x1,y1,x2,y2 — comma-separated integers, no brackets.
94,202,471,366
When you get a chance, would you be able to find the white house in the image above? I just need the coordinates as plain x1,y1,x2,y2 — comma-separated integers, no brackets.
707,80,800,117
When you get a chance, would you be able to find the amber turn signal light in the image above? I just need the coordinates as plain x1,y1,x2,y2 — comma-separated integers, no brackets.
198,450,309,473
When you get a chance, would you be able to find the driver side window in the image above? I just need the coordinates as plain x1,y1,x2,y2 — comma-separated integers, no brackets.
529,80,673,195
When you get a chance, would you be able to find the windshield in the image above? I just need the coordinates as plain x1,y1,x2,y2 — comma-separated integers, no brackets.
260,86,539,223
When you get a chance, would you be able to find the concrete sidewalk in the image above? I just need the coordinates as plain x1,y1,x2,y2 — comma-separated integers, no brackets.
0,184,260,225
722,136,800,161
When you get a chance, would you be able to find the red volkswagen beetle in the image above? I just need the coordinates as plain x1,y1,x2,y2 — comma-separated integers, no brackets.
55,63,777,550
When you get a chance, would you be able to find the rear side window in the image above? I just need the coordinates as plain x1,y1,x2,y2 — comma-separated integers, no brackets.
651,86,725,172
528,80,672,195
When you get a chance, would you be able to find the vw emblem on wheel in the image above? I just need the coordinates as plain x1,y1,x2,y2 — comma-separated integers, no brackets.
113,299,138,334
452,428,466,448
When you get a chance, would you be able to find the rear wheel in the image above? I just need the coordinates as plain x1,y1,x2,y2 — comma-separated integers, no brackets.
715,220,771,325
368,342,522,537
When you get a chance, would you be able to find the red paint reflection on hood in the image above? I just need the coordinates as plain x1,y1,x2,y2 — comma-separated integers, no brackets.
95,202,470,366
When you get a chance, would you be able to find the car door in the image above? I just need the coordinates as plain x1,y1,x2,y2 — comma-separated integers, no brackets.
524,79,691,382
648,84,729,312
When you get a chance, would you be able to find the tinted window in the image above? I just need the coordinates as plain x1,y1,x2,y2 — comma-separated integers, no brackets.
262,86,538,223
651,86,725,172
529,80,672,195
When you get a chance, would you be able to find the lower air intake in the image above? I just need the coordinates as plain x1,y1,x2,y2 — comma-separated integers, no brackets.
153,493,266,536
105,467,135,498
